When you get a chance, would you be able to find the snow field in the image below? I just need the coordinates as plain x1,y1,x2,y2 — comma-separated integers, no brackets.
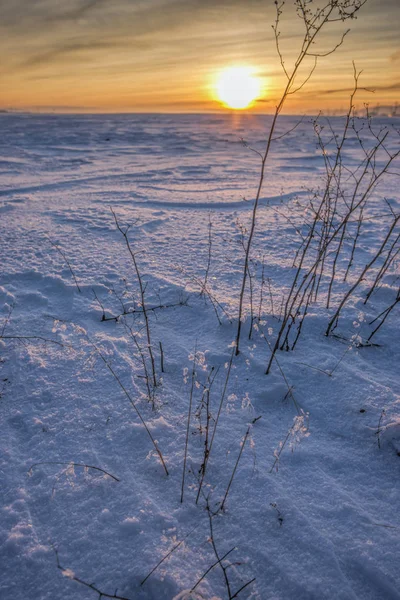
0,113,399,600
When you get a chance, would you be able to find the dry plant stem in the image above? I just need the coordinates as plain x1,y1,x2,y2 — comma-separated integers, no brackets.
265,195,327,371
257,257,266,320
140,523,201,586
159,341,165,373
290,284,315,350
187,272,222,324
278,294,285,322
280,268,317,351
203,367,219,453
270,419,301,473
235,105,278,355
371,246,400,293
190,547,236,595
295,360,332,376
220,417,260,512
53,547,132,600
195,367,221,504
270,430,292,473
264,67,366,365
377,409,386,450
343,203,365,282
173,264,232,324
231,578,257,599
295,273,318,347
195,367,210,431
196,347,235,504
292,233,308,270
111,208,157,387
247,262,255,339
329,341,353,376
201,212,213,295
92,288,107,320
291,72,358,309
364,231,400,304
323,69,362,306
267,277,275,318
201,498,256,599
196,279,230,324
367,287,400,341
122,319,154,406
126,324,154,407
89,337,168,476
101,301,186,322
208,348,235,454
326,214,400,336
314,228,328,301
220,427,248,510
28,462,119,481
235,0,366,354
266,137,400,372
48,237,82,293
260,327,300,413
324,120,393,275
204,499,234,598
181,342,197,503
1,303,14,336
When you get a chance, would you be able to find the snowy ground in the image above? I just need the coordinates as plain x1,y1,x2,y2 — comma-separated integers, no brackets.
0,113,399,600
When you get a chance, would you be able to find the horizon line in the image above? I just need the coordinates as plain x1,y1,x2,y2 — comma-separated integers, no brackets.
1,108,398,118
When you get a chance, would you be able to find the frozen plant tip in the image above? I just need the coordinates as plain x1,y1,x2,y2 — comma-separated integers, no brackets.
270,411,309,473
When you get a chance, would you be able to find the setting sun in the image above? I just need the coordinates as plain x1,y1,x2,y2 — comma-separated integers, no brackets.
215,66,262,110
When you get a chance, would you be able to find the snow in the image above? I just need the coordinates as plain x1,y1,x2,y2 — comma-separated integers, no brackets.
0,112,399,600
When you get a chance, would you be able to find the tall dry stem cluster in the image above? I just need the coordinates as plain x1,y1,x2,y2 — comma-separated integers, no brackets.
235,0,367,354
265,88,399,372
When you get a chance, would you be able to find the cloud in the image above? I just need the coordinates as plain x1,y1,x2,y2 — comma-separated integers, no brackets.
390,49,400,62
20,40,118,69
65,0,104,20
1,0,399,112
305,82,400,96
1,0,275,74
0,0,104,27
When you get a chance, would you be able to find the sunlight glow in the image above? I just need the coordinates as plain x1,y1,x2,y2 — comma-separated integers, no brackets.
215,66,262,110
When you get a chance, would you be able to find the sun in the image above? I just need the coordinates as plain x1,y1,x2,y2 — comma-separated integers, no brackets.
215,66,262,110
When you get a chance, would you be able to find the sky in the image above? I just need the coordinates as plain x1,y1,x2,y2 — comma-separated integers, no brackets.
0,0,399,114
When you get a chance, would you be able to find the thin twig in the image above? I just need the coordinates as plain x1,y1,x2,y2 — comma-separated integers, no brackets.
28,461,119,481
48,238,81,293
181,342,197,502
53,546,132,600
190,548,236,594
159,341,165,373
111,208,157,387
196,346,235,504
88,336,168,476
220,417,261,512
141,523,201,586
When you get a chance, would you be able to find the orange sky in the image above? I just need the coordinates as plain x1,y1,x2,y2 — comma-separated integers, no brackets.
0,0,399,114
